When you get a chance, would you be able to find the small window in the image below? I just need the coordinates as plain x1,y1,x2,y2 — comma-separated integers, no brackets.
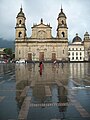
63,50,64,54
61,32,65,37
68,52,70,56
72,52,74,55
80,57,82,59
72,48,74,50
76,52,78,55
76,57,78,60
80,52,82,55
72,57,74,60
19,20,22,24
62,20,64,24
18,32,22,37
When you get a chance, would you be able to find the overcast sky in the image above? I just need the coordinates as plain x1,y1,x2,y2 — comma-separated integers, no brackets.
0,0,90,42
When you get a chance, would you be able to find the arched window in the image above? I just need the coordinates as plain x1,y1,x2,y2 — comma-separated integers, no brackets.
19,20,22,24
61,32,65,37
18,32,22,37
63,50,64,54
62,20,64,24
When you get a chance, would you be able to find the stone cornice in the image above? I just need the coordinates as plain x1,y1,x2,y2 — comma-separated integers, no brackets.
15,40,68,43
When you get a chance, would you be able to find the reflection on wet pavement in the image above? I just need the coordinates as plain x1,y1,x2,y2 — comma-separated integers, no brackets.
0,63,90,120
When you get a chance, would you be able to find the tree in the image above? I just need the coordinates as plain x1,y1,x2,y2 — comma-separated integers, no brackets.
3,48,13,60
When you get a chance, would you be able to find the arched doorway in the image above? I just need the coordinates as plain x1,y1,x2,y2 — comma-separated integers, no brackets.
28,53,32,61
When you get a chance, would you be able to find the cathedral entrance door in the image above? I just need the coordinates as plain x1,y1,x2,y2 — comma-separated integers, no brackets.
28,53,32,61
52,53,56,61
39,52,44,61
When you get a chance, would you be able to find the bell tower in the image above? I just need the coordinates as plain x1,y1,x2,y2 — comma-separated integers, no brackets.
84,32,90,61
57,6,68,40
15,6,27,40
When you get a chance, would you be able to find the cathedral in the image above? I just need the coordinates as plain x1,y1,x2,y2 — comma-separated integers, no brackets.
15,7,90,62
15,7,68,62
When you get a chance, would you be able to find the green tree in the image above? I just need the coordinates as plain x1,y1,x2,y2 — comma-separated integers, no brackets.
3,48,13,60
4,48,12,55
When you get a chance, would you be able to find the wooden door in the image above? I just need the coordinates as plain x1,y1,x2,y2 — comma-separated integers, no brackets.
52,53,56,61
39,52,44,61
28,53,32,61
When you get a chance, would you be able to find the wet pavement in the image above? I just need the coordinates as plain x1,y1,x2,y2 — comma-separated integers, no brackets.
0,62,90,120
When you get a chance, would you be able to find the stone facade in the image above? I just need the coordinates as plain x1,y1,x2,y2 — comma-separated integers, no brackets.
83,32,90,61
15,7,90,62
15,7,68,62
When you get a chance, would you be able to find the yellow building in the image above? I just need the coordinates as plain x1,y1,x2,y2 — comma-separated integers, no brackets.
15,7,68,62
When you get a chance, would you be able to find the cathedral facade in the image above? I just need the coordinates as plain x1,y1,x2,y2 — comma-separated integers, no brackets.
15,7,90,62
15,7,68,62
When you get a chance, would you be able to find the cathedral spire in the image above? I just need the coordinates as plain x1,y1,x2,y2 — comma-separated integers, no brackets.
61,4,63,12
20,4,23,12
41,18,43,24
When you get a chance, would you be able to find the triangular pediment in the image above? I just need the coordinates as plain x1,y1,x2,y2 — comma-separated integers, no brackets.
32,23,51,28
31,19,52,39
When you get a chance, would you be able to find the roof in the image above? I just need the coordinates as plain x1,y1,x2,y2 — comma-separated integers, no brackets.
84,32,89,36
17,7,25,18
72,34,82,43
58,7,66,19
32,18,52,28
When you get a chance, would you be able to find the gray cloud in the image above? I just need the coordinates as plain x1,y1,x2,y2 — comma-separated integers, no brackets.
0,0,90,41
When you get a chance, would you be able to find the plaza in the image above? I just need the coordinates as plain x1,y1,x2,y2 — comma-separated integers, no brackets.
0,62,90,120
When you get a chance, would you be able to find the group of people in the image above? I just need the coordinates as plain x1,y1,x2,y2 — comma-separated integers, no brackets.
38,60,64,75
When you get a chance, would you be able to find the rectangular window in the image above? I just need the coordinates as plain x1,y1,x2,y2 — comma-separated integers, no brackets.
72,52,74,55
68,52,70,56
76,52,78,55
80,52,82,55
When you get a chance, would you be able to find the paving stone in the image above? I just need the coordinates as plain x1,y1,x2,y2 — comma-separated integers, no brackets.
18,96,31,120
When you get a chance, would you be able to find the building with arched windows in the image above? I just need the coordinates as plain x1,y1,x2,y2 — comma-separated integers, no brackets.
15,7,68,62
15,7,90,62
